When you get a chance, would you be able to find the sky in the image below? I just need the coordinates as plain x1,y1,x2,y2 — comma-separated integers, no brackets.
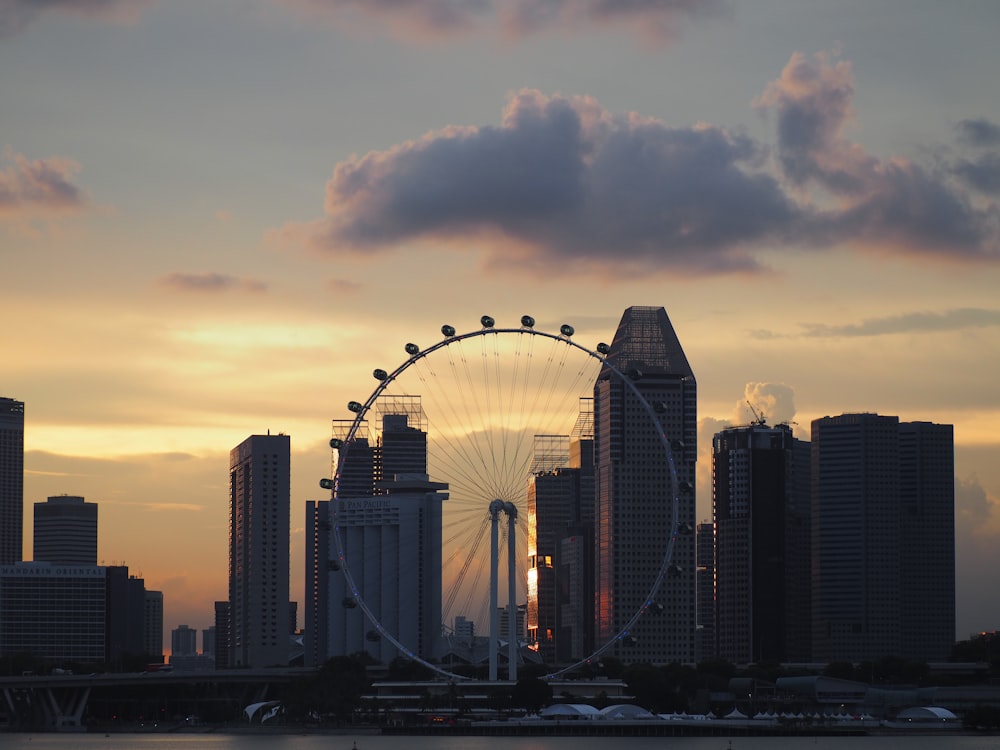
2,0,999,653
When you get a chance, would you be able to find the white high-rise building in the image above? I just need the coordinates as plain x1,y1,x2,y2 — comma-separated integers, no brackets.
330,475,446,662
229,433,290,668
594,306,697,664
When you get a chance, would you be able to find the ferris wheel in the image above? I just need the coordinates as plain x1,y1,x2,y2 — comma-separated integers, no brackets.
319,315,682,680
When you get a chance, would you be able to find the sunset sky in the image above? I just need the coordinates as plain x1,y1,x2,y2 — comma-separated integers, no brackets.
3,0,999,652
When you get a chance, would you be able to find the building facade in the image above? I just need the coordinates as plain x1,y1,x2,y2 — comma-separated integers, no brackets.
329,476,446,662
229,433,290,668
144,590,164,661
695,521,715,662
594,306,697,663
171,624,198,656
312,402,446,664
0,398,24,565
33,495,98,565
526,422,595,664
0,563,107,662
811,413,954,662
713,422,811,664
304,499,331,668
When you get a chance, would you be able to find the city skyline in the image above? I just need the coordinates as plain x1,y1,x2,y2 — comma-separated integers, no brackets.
3,2,999,644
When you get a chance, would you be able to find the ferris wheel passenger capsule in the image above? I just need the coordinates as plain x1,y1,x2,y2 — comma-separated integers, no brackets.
481,315,495,328
520,315,535,328
405,342,420,355
329,438,343,449
597,342,610,354
348,400,363,413
373,368,388,381
560,324,574,337
319,478,334,490
441,324,456,337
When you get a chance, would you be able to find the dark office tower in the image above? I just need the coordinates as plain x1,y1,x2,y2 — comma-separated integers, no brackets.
106,566,147,667
695,521,715,661
899,421,955,661
33,495,98,564
229,433,290,668
0,398,24,565
713,423,811,664
594,306,697,663
811,413,901,662
304,500,332,667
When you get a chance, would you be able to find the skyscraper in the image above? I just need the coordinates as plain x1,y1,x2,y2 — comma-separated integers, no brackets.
321,402,446,663
526,405,595,664
229,433,290,668
594,306,697,663
33,495,98,565
0,398,24,565
172,624,198,657
713,422,811,664
304,499,331,668
144,590,164,661
810,413,954,662
899,421,955,660
695,521,715,662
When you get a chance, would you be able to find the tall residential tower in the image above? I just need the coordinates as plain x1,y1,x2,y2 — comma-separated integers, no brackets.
229,433,290,668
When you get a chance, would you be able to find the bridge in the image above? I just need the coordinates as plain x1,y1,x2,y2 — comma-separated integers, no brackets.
0,668,311,732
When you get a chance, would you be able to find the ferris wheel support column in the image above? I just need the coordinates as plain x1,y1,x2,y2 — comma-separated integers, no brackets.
489,500,503,681
505,502,518,681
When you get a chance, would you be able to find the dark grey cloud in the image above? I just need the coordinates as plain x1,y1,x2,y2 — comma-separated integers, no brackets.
302,90,798,276
289,53,1000,276
958,118,1000,148
954,153,1000,195
0,150,86,213
0,0,143,39
160,272,267,293
801,308,1000,338
283,0,722,39
755,52,1000,259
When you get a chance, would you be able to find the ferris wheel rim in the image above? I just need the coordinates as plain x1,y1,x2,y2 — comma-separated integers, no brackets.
323,317,683,681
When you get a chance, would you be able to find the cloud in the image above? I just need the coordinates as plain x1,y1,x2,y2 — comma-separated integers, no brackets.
160,272,268,293
292,89,797,277
0,0,147,39
327,278,363,294
734,382,797,425
0,149,87,216
285,53,1000,278
955,474,1000,633
280,0,723,41
754,52,998,260
957,118,1000,148
801,307,1000,338
953,153,1000,195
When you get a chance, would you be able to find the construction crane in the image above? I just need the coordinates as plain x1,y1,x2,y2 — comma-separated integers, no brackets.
746,400,767,426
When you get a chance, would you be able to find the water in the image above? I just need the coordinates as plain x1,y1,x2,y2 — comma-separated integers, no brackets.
0,734,996,750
